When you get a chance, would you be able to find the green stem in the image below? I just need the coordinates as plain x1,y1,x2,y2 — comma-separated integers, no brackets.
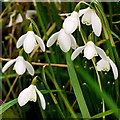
44,52,77,118
65,52,90,118
42,66,65,118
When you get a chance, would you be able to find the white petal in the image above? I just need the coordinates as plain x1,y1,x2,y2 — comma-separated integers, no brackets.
29,85,37,102
108,58,118,79
13,56,26,75
35,87,46,110
84,46,97,60
47,32,59,47
16,34,27,48
69,34,77,49
25,10,37,19
58,29,71,52
2,59,16,72
35,35,45,52
23,31,36,54
81,8,92,25
6,12,15,27
63,12,79,34
59,13,71,17
18,87,30,106
95,46,107,59
96,59,110,71
71,46,85,61
91,10,102,37
15,14,23,24
79,7,89,17
25,61,34,76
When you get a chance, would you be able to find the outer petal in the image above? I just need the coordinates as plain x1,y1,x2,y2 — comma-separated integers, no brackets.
6,12,15,27
71,46,85,61
18,87,31,106
91,10,102,37
69,34,77,49
108,58,118,79
47,32,59,47
13,56,26,75
15,14,23,24
95,46,107,59
35,35,45,52
63,12,79,34
16,34,27,48
35,87,46,110
23,31,36,54
79,7,89,17
59,13,71,16
81,8,92,25
84,45,97,60
2,59,16,72
58,29,71,52
96,59,110,71
25,61,34,76
25,10,37,19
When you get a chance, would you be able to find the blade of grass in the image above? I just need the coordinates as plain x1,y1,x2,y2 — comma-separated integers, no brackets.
65,51,90,118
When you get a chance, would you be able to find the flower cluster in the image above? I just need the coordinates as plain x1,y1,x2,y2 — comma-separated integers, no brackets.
2,10,46,109
47,7,118,79
2,3,119,112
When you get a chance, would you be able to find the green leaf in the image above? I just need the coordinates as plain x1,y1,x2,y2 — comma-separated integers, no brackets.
66,52,90,118
0,98,18,115
91,110,114,118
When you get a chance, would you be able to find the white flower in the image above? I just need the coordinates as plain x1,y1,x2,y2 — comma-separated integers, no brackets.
7,10,36,27
79,7,102,37
97,57,118,79
16,31,45,54
18,84,46,110
2,56,34,76
47,29,76,52
63,11,80,34
71,41,106,60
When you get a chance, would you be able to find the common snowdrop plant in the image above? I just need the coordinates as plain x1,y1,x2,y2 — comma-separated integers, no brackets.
63,11,80,34
47,29,76,52
97,57,118,79
18,84,46,110
79,7,102,37
16,31,45,54
71,41,106,60
7,10,36,27
2,56,34,76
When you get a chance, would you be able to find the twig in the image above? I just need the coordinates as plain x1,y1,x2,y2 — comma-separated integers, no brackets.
0,58,68,68
2,75,20,104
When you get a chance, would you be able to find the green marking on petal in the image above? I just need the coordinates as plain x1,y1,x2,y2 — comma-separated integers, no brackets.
30,98,35,102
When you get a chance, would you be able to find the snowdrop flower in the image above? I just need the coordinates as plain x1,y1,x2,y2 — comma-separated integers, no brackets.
47,29,76,52
25,10,37,19
71,41,106,60
2,56,34,76
79,7,102,37
16,31,45,54
97,57,118,79
7,10,36,27
18,84,46,110
63,11,80,34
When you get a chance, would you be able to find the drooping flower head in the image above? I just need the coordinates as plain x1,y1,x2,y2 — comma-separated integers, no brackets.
2,56,34,76
47,29,76,52
79,7,102,37
97,57,118,79
16,31,45,54
18,84,46,110
63,11,80,34
71,41,106,60
7,10,37,27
